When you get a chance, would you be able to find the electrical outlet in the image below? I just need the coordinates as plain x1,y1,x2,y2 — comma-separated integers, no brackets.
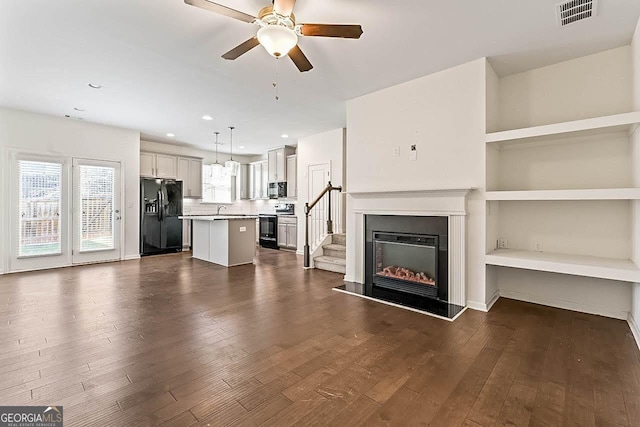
393,147,400,157
533,240,543,252
498,238,509,249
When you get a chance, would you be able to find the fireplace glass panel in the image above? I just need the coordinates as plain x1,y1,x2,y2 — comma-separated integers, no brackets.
374,232,438,288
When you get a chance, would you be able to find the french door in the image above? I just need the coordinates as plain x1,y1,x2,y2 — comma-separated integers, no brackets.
72,159,121,264
10,154,122,272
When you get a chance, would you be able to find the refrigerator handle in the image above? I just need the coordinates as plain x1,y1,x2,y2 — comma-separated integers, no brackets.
158,190,163,221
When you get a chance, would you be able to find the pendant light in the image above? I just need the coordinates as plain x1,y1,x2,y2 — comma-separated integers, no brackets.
225,126,240,176
210,131,224,178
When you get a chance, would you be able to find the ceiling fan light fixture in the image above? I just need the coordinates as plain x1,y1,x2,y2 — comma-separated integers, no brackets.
257,25,298,58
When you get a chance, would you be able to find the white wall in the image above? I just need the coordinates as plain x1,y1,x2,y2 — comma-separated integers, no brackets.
498,46,633,130
345,58,488,307
295,128,346,252
0,108,140,273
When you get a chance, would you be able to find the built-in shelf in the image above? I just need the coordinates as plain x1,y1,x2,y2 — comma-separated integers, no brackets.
486,111,640,145
486,249,640,283
485,188,640,201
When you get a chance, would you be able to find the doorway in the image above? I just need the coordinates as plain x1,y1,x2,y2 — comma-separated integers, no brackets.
72,159,122,264
9,153,123,272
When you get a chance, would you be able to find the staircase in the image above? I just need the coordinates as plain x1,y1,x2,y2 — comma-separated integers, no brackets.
314,233,346,274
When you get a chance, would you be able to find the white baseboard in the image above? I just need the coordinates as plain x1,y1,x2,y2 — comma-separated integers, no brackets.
500,289,629,320
467,300,489,312
343,275,356,283
466,290,500,312
628,313,640,351
486,290,500,311
123,255,141,261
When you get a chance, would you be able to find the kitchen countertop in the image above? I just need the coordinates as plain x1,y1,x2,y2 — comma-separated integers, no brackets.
179,215,259,221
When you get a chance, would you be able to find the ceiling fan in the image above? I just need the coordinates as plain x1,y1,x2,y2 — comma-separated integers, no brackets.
184,0,363,72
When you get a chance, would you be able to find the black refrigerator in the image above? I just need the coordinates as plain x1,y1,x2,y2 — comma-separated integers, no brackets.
140,178,183,256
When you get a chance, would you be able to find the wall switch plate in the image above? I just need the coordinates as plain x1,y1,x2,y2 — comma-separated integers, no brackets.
239,226,247,232
498,238,509,249
533,240,543,252
393,147,400,157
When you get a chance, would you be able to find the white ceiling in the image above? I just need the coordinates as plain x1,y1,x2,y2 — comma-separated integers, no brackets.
1,0,639,154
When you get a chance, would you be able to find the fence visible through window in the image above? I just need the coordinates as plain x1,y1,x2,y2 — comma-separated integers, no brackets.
79,165,115,252
18,160,62,256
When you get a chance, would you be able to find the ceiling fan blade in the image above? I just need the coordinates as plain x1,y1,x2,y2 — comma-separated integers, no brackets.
273,0,296,16
222,37,260,60
299,24,363,39
289,45,313,72
184,0,256,23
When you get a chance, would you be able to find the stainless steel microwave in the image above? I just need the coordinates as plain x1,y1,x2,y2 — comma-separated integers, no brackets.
268,182,287,199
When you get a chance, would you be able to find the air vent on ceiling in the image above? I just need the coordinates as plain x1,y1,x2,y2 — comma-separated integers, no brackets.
556,0,597,27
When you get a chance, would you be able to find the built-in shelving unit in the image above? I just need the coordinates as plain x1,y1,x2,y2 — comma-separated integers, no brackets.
484,50,640,320
486,111,640,145
486,249,640,283
485,188,640,201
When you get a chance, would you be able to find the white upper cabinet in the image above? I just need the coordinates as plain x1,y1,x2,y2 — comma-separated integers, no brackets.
187,158,203,199
267,146,295,183
141,152,202,198
140,152,155,177
155,154,177,179
250,160,269,199
286,155,297,199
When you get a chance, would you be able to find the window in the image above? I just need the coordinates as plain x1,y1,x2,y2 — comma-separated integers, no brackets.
202,164,233,204
18,160,62,256
79,165,115,252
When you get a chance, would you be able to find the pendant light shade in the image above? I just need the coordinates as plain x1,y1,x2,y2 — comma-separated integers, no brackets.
225,126,240,176
210,132,225,178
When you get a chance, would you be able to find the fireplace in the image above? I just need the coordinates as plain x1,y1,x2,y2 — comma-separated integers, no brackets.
334,189,471,320
365,215,449,301
373,232,439,299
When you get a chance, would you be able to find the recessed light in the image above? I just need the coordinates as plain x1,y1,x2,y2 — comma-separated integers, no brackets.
73,107,85,112
202,115,213,121
238,146,245,149
281,134,289,139
87,83,102,89
166,133,175,138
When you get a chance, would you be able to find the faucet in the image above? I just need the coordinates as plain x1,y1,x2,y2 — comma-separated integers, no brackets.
216,205,227,215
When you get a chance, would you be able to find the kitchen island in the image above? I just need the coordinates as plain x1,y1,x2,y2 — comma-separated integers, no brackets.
180,216,258,267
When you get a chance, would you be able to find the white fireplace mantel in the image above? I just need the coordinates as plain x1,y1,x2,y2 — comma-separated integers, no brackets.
345,188,475,307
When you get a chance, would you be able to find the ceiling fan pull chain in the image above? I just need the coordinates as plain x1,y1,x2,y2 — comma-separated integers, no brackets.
273,58,280,101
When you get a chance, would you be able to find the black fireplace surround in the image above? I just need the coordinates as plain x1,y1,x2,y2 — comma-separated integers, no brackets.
335,214,464,319
366,215,449,302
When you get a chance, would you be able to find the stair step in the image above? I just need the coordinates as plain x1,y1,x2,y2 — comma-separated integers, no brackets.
323,244,346,259
332,233,346,246
314,256,346,266
314,255,346,274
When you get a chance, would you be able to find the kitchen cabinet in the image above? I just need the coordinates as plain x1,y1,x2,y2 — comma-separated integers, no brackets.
267,146,295,183
156,154,177,178
143,152,202,198
286,155,297,198
140,152,156,177
177,157,203,199
235,164,250,200
250,161,268,199
277,216,297,250
140,152,177,179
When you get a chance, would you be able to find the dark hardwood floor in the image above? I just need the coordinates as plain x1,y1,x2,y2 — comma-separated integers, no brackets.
0,249,639,426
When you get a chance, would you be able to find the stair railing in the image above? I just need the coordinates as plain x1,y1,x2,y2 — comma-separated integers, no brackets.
304,181,343,268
